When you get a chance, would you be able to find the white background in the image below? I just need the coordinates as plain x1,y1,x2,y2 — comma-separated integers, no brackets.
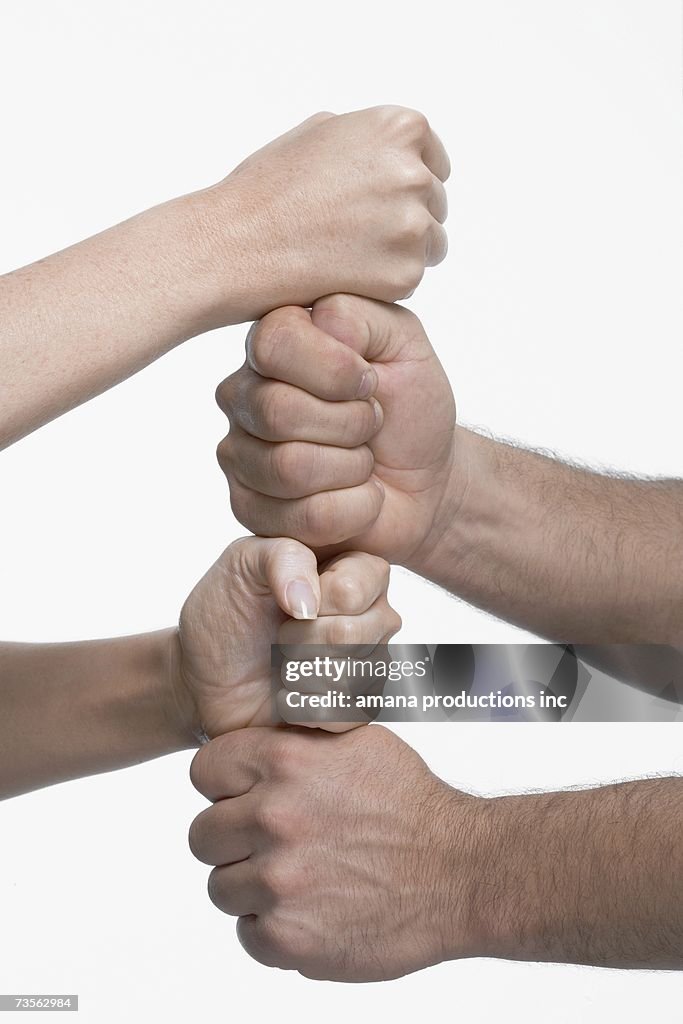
1,0,682,1020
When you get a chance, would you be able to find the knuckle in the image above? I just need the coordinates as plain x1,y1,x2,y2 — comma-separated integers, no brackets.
388,609,403,635
330,573,364,614
255,796,283,837
392,106,429,137
256,384,287,437
258,857,296,898
187,816,207,862
238,917,293,968
215,435,234,472
207,866,226,909
271,442,311,493
271,537,305,565
396,207,430,243
302,490,337,544
228,484,253,529
249,320,291,376
372,555,392,590
215,375,237,415
399,162,433,192
271,733,311,778
397,258,425,295
189,746,209,794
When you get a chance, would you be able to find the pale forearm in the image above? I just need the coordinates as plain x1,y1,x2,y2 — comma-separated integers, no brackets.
415,427,683,642
0,629,197,799
0,187,249,449
465,777,683,969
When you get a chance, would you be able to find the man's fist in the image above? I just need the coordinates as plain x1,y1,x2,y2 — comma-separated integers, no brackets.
206,107,449,324
174,538,399,740
215,295,457,567
189,725,485,982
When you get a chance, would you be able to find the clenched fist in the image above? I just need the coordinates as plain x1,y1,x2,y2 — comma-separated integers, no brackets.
203,107,450,325
174,537,399,739
215,295,458,567
188,724,486,982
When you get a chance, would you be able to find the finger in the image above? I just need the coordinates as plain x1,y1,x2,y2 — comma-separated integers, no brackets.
277,596,401,652
190,729,283,801
189,794,258,866
422,127,451,182
318,552,390,616
234,535,321,620
208,861,267,917
217,370,382,447
247,307,379,401
229,477,385,549
311,293,420,366
211,534,320,620
237,914,296,970
428,176,448,224
217,428,374,500
426,221,448,267
275,687,370,733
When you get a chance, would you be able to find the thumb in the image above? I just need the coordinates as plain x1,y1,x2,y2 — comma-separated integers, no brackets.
236,537,321,621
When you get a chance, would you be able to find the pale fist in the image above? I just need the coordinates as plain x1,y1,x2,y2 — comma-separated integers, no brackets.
189,725,481,982
174,537,399,739
210,107,449,321
216,295,457,567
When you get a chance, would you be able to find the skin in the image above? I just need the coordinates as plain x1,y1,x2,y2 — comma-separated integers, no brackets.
197,294,683,977
0,106,449,450
0,538,398,799
216,295,456,563
189,725,683,981
216,293,683,644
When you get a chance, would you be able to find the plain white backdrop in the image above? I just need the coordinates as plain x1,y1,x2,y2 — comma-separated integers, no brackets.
0,1,681,1020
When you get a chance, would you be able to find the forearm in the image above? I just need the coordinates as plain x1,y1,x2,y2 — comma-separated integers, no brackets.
463,777,683,969
415,427,683,642
0,185,248,449
0,629,197,799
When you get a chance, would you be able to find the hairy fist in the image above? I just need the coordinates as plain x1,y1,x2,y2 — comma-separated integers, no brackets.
189,725,483,981
216,295,457,566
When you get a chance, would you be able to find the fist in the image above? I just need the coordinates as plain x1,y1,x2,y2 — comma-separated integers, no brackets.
215,295,457,567
175,538,400,739
189,725,483,981
209,107,450,322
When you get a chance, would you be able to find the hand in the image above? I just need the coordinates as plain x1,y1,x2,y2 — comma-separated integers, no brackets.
173,537,400,739
215,294,457,567
188,724,485,982
202,107,450,325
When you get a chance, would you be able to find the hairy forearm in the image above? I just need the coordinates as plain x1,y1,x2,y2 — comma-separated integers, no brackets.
463,777,683,969
0,186,248,450
416,427,683,642
0,630,197,799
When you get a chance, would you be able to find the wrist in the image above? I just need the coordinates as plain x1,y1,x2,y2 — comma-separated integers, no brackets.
163,628,203,749
429,787,512,962
405,426,477,582
183,180,296,331
454,790,577,965
157,184,259,336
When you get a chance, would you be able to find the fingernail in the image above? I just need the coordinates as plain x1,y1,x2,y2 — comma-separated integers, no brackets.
357,367,378,399
285,580,318,620
370,397,384,430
